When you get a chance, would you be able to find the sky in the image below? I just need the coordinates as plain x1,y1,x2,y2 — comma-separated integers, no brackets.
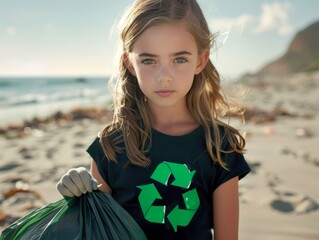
1,0,319,80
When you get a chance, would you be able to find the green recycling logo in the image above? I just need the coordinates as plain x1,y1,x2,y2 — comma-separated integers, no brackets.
137,161,199,232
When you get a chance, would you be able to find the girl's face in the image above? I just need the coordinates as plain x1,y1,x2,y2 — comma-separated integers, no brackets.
126,22,208,110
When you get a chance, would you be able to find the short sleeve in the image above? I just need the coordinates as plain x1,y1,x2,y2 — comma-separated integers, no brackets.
86,137,110,186
211,142,250,192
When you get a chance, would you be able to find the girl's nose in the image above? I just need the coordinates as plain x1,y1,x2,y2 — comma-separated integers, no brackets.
156,65,172,83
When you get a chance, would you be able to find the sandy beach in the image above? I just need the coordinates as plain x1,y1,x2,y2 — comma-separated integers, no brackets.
1,72,319,239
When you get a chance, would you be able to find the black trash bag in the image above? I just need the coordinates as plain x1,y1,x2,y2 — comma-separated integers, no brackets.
0,190,147,240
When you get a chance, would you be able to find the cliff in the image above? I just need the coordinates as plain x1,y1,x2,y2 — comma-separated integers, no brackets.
251,20,319,77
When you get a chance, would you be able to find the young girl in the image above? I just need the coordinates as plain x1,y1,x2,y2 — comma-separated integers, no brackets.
57,0,250,239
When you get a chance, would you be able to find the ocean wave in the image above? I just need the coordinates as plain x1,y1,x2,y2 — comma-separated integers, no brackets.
1,88,103,107
0,77,106,89
0,77,110,109
0,80,15,87
45,77,89,85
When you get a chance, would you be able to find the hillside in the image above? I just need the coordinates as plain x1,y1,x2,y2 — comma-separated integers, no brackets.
251,20,319,77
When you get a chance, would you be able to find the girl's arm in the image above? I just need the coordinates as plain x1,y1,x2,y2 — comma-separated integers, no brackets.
213,176,239,240
90,159,112,194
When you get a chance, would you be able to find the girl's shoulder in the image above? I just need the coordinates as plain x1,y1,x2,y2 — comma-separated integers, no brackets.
211,123,245,151
209,123,230,140
99,125,124,140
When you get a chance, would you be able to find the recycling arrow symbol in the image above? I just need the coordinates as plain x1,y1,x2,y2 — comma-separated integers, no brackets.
137,161,199,232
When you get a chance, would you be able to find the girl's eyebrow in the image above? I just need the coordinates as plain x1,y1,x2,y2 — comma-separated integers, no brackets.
138,51,192,58
172,51,192,56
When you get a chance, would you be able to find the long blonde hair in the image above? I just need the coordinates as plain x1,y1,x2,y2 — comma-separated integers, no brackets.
100,0,245,168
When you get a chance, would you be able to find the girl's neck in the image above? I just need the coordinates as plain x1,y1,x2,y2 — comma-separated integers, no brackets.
149,104,199,136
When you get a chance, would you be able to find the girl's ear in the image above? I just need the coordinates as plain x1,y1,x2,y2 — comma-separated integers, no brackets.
123,52,136,76
195,49,210,74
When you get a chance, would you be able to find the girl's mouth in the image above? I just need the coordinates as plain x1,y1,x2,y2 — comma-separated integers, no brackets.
155,90,175,97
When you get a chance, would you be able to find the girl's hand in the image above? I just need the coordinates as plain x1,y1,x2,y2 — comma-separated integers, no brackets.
56,167,99,197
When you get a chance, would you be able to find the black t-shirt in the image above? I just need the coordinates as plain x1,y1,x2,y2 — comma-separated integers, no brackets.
87,126,250,240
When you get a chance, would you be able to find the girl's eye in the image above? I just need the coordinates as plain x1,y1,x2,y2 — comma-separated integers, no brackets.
141,59,155,65
174,57,187,64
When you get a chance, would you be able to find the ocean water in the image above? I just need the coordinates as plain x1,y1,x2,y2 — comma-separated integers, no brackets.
0,77,112,126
